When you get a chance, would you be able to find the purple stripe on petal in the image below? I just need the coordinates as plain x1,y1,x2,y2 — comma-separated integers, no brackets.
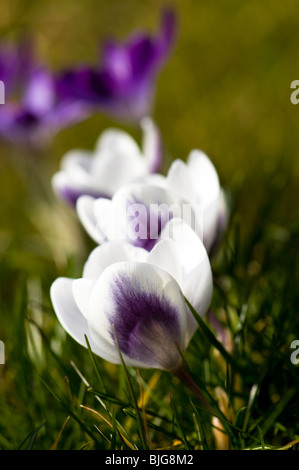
56,185,110,207
109,269,182,369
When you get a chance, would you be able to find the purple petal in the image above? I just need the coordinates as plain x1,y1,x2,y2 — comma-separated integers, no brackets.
55,9,177,121
0,38,34,97
53,179,109,207
0,39,89,147
23,67,55,115
159,8,177,57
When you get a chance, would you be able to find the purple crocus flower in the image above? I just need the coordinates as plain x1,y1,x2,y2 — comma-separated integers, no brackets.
56,9,177,122
50,219,213,370
0,41,89,147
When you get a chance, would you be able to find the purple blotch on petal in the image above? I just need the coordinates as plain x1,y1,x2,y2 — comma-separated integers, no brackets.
109,270,181,369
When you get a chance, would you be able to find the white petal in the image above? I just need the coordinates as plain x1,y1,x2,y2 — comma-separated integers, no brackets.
76,195,108,244
187,150,221,251
160,219,213,340
166,159,197,204
95,128,141,157
52,151,95,200
92,197,123,241
136,173,167,187
146,238,182,286
187,150,220,206
60,149,92,172
52,171,78,197
82,241,148,280
110,182,191,248
72,278,95,318
90,148,147,196
59,150,96,190
50,277,120,363
51,277,87,346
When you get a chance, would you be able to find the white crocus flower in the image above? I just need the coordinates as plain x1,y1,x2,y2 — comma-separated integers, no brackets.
52,117,162,206
50,219,213,370
76,181,203,248
146,149,228,253
76,149,228,253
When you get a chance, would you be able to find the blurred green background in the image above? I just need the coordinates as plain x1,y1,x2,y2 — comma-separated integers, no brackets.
1,0,299,232
0,0,299,449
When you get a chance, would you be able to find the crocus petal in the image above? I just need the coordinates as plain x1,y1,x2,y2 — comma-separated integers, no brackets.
52,151,108,205
187,150,220,206
50,277,120,363
146,238,182,286
160,218,213,339
53,124,159,206
165,150,224,253
56,9,176,122
87,262,188,369
76,195,109,244
23,67,55,115
82,240,148,280
89,146,147,197
166,159,197,205
52,171,106,206
50,277,88,346
0,38,90,147
77,181,203,252
95,127,141,157
112,182,191,250
158,8,177,58
72,278,95,318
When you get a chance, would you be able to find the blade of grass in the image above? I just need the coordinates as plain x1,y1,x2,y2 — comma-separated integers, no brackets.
123,409,181,441
185,297,242,372
39,375,100,445
190,400,209,450
261,388,296,437
17,421,46,450
171,400,192,450
81,405,136,450
84,334,107,394
51,416,70,450
87,388,129,407
70,359,135,447
110,406,117,450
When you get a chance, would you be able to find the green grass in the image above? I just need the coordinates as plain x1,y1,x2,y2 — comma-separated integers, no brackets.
0,161,298,450
1,0,299,450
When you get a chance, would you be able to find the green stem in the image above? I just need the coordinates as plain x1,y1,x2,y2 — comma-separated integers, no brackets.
172,363,214,414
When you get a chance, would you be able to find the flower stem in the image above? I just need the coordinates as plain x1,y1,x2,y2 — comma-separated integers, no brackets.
173,363,214,415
